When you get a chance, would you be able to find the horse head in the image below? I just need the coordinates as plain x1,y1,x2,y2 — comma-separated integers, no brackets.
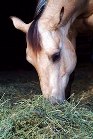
11,0,93,104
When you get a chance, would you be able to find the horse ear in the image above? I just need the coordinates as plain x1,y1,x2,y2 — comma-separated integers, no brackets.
10,16,31,33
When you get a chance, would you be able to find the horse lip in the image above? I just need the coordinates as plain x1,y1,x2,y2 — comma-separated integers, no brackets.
49,96,66,105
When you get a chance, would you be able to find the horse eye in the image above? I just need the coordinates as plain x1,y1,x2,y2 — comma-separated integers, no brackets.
52,52,60,62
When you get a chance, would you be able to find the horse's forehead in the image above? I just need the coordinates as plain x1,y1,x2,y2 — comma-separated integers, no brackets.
39,28,61,54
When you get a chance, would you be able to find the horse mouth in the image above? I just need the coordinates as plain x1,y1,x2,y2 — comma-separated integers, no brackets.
49,95,66,104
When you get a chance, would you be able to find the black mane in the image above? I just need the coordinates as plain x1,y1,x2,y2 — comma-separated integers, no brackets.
34,0,47,18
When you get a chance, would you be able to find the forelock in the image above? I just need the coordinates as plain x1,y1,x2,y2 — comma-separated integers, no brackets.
27,2,46,54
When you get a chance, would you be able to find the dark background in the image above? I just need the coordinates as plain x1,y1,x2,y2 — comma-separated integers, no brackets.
0,1,93,71
0,0,37,70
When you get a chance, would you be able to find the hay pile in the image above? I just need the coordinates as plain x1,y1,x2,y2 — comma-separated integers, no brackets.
0,64,93,139
0,95,93,139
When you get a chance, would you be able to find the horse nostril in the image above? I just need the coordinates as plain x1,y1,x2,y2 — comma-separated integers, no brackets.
60,70,66,77
61,71,66,77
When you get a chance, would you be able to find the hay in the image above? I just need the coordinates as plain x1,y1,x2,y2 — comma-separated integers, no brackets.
0,95,93,139
0,64,93,139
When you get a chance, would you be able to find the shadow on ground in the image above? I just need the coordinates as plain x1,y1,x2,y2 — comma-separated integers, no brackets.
71,62,93,110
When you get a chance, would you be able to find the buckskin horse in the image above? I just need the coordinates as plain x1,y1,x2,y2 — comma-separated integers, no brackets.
11,0,93,104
